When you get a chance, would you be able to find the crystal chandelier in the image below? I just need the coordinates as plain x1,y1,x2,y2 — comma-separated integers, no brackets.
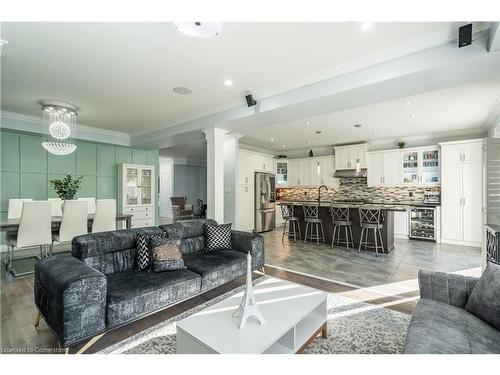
40,100,78,156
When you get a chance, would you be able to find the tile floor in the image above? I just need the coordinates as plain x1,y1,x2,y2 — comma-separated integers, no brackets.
263,226,482,289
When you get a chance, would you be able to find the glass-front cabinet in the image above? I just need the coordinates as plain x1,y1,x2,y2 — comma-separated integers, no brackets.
276,161,288,186
119,163,156,228
400,147,440,186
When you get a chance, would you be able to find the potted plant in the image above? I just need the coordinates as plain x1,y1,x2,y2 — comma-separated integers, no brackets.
398,142,406,149
49,174,84,209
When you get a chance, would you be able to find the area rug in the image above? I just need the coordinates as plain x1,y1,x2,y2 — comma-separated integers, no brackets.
99,277,410,354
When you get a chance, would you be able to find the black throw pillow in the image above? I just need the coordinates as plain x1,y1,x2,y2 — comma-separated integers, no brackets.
135,232,168,271
204,223,232,252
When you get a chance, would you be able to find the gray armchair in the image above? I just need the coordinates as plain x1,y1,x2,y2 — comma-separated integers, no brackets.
403,270,500,354
170,196,193,222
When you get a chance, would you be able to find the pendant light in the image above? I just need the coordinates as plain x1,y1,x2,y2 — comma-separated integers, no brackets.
354,124,362,173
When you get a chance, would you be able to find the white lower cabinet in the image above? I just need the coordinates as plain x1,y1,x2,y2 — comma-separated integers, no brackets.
394,210,409,238
276,205,285,226
236,184,254,232
440,139,484,246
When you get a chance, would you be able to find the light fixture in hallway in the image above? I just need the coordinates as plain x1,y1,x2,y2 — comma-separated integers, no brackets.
354,124,362,173
173,22,221,38
40,100,77,156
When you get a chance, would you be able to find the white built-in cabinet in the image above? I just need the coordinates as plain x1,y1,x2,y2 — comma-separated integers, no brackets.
440,139,484,246
334,144,369,170
367,146,440,187
367,151,400,187
286,156,339,187
118,163,156,229
236,149,273,231
394,210,409,238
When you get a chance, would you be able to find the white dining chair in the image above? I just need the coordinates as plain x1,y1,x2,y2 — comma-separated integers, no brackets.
48,198,63,216
7,198,33,219
77,197,96,215
92,199,116,233
52,200,88,251
6,201,52,277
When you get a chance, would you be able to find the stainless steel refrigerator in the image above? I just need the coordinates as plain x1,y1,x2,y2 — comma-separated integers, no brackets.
254,172,276,233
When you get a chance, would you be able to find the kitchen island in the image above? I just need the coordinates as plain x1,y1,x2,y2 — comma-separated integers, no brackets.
278,201,408,254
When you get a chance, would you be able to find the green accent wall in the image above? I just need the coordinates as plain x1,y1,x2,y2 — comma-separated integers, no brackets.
0,130,159,243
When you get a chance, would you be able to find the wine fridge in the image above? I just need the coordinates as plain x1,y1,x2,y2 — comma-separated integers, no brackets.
410,206,437,241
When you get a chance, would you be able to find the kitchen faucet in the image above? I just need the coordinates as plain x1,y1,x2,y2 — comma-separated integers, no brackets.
318,185,328,206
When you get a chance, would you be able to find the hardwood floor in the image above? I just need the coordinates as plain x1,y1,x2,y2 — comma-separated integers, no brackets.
1,256,418,355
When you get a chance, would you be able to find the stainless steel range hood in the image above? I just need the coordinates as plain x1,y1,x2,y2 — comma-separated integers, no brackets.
333,168,367,178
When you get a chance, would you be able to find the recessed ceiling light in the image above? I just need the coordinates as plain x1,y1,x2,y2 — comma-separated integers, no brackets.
336,137,341,140
281,144,286,148
173,86,192,95
359,22,374,31
307,140,311,145
270,137,275,142
371,132,377,135
224,79,233,86
305,121,311,125
405,101,412,106
414,125,421,129
409,114,417,118
173,22,221,38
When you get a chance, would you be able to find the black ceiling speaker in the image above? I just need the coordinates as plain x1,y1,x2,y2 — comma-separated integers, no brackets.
458,24,473,48
245,94,257,107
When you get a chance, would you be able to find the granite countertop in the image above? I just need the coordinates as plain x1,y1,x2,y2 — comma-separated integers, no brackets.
277,200,438,211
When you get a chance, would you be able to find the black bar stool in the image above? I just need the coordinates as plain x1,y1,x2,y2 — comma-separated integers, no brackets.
329,206,354,250
358,208,385,256
303,204,325,245
280,204,301,242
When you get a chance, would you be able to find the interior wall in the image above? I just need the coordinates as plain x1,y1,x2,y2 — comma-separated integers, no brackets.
172,163,207,204
0,129,159,244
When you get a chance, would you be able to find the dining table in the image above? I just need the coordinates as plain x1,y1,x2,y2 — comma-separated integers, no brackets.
0,213,133,235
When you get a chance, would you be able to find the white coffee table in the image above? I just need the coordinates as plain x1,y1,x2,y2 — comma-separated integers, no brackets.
176,277,328,354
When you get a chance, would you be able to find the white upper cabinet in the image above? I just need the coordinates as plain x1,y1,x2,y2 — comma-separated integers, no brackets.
367,151,399,187
284,156,338,187
299,159,312,186
335,147,351,170
400,146,440,186
334,144,368,170
238,150,274,185
367,153,383,186
288,159,301,186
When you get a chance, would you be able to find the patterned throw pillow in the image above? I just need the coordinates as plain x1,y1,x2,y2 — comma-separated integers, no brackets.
135,232,168,271
204,223,232,252
149,237,185,272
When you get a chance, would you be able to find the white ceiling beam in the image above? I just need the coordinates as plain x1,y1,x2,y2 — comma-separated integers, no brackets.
131,32,496,149
487,22,500,52
0,110,131,146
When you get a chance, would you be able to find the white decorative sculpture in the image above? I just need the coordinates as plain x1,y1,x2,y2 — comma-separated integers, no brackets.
233,252,266,329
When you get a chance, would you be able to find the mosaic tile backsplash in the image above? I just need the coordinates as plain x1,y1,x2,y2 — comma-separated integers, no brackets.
279,178,440,204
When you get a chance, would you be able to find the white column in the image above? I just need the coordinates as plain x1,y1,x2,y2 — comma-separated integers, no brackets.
203,128,227,223
223,133,243,224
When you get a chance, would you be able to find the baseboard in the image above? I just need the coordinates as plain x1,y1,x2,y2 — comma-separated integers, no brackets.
440,239,481,247
394,234,409,240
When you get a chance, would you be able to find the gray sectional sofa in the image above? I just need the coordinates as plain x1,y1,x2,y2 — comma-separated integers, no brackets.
34,219,264,348
403,270,500,354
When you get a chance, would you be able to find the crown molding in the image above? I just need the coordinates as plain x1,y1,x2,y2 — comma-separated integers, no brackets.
0,110,131,146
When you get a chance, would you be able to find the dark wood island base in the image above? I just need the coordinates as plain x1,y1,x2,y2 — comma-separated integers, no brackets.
280,202,397,254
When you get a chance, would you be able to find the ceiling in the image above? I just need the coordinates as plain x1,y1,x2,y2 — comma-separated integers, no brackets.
240,80,500,151
160,141,207,160
1,22,490,134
